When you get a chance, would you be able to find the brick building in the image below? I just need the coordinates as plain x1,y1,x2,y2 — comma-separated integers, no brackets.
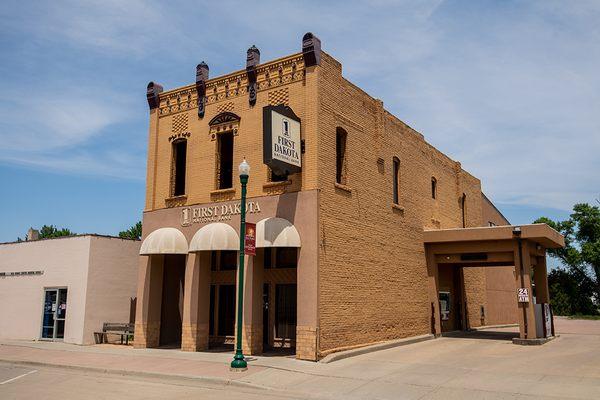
135,33,563,361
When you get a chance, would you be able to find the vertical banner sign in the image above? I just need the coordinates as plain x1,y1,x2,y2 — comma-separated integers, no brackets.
517,288,530,303
244,222,256,256
263,105,302,175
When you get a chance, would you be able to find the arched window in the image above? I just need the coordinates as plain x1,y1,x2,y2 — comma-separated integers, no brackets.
209,112,240,190
171,139,187,196
461,193,467,228
336,127,347,185
393,157,400,204
431,177,437,199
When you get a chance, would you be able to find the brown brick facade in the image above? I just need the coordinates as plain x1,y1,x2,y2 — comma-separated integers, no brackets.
137,37,518,361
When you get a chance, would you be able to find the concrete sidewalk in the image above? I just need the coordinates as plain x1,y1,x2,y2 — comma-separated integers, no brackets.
2,317,600,399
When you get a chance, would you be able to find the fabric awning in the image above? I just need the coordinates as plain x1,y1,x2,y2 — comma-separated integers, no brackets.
256,217,301,248
189,223,239,252
140,227,188,255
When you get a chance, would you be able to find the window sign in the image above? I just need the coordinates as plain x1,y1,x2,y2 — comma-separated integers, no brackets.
263,105,301,174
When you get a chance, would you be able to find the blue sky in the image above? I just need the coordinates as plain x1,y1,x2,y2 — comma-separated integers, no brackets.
0,0,598,248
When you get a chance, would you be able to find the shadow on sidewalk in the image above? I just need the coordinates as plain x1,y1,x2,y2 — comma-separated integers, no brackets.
442,330,519,341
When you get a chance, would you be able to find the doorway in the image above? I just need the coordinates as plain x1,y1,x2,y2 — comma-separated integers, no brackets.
438,265,466,332
41,288,68,340
159,254,186,346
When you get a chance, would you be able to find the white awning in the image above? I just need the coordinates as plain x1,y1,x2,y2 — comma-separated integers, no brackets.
189,223,239,252
256,217,301,248
140,227,188,255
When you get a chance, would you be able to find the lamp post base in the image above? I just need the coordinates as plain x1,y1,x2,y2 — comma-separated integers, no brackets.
230,352,248,371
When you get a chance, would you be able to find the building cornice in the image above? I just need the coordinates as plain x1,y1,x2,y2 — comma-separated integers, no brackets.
157,52,305,117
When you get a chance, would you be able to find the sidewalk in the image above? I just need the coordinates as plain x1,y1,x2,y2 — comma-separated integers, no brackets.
2,319,600,400
0,340,322,390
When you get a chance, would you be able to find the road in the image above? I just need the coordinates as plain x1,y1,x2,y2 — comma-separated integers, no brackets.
0,363,304,400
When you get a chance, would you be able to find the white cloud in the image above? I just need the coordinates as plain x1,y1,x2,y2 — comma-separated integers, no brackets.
0,0,598,211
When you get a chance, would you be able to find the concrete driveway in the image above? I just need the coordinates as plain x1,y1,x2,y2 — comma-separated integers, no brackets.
1,317,599,399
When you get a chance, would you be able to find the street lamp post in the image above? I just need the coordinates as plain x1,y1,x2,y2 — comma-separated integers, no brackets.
231,159,250,371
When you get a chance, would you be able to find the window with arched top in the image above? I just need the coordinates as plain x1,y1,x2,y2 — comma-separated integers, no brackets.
209,112,240,190
171,139,187,196
431,177,437,199
336,127,347,185
393,157,400,204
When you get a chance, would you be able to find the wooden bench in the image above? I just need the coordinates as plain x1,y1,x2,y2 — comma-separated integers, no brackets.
94,323,134,345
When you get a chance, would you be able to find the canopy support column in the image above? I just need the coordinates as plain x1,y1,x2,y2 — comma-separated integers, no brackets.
134,255,164,348
513,240,538,340
181,252,211,351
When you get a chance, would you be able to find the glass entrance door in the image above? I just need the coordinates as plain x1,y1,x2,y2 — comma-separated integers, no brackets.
41,288,67,340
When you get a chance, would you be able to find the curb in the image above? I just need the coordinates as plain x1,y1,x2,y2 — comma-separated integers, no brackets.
0,358,269,391
319,334,434,363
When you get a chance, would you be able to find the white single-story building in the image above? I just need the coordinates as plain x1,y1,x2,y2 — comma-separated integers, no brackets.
0,234,140,345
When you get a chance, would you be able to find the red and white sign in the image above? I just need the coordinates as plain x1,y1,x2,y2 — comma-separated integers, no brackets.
244,223,256,256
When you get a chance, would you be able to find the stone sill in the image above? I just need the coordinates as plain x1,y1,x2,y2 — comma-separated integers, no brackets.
263,180,292,189
210,188,236,196
392,203,405,213
334,183,352,193
165,195,187,207
166,194,187,201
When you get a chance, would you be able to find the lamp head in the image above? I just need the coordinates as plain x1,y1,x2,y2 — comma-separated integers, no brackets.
238,158,250,177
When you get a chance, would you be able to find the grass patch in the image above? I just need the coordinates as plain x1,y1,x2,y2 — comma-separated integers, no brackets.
567,314,600,320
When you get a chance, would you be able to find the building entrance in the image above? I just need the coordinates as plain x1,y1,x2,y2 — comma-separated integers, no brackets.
438,265,465,332
41,287,68,340
262,247,297,350
159,254,186,346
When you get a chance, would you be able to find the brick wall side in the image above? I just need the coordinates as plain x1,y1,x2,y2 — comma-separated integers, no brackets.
482,194,518,325
316,53,487,353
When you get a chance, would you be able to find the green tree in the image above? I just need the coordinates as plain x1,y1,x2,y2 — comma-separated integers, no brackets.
535,203,600,314
547,268,597,315
119,221,142,240
39,225,75,239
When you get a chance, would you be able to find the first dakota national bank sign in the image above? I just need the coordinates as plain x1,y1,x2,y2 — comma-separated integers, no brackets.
181,201,261,226
263,105,301,175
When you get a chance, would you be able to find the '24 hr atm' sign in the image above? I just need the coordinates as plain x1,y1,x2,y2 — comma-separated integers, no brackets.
263,105,301,175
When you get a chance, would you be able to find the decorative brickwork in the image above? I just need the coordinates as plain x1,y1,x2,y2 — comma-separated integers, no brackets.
217,102,235,114
172,113,189,134
158,54,304,117
268,88,289,106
